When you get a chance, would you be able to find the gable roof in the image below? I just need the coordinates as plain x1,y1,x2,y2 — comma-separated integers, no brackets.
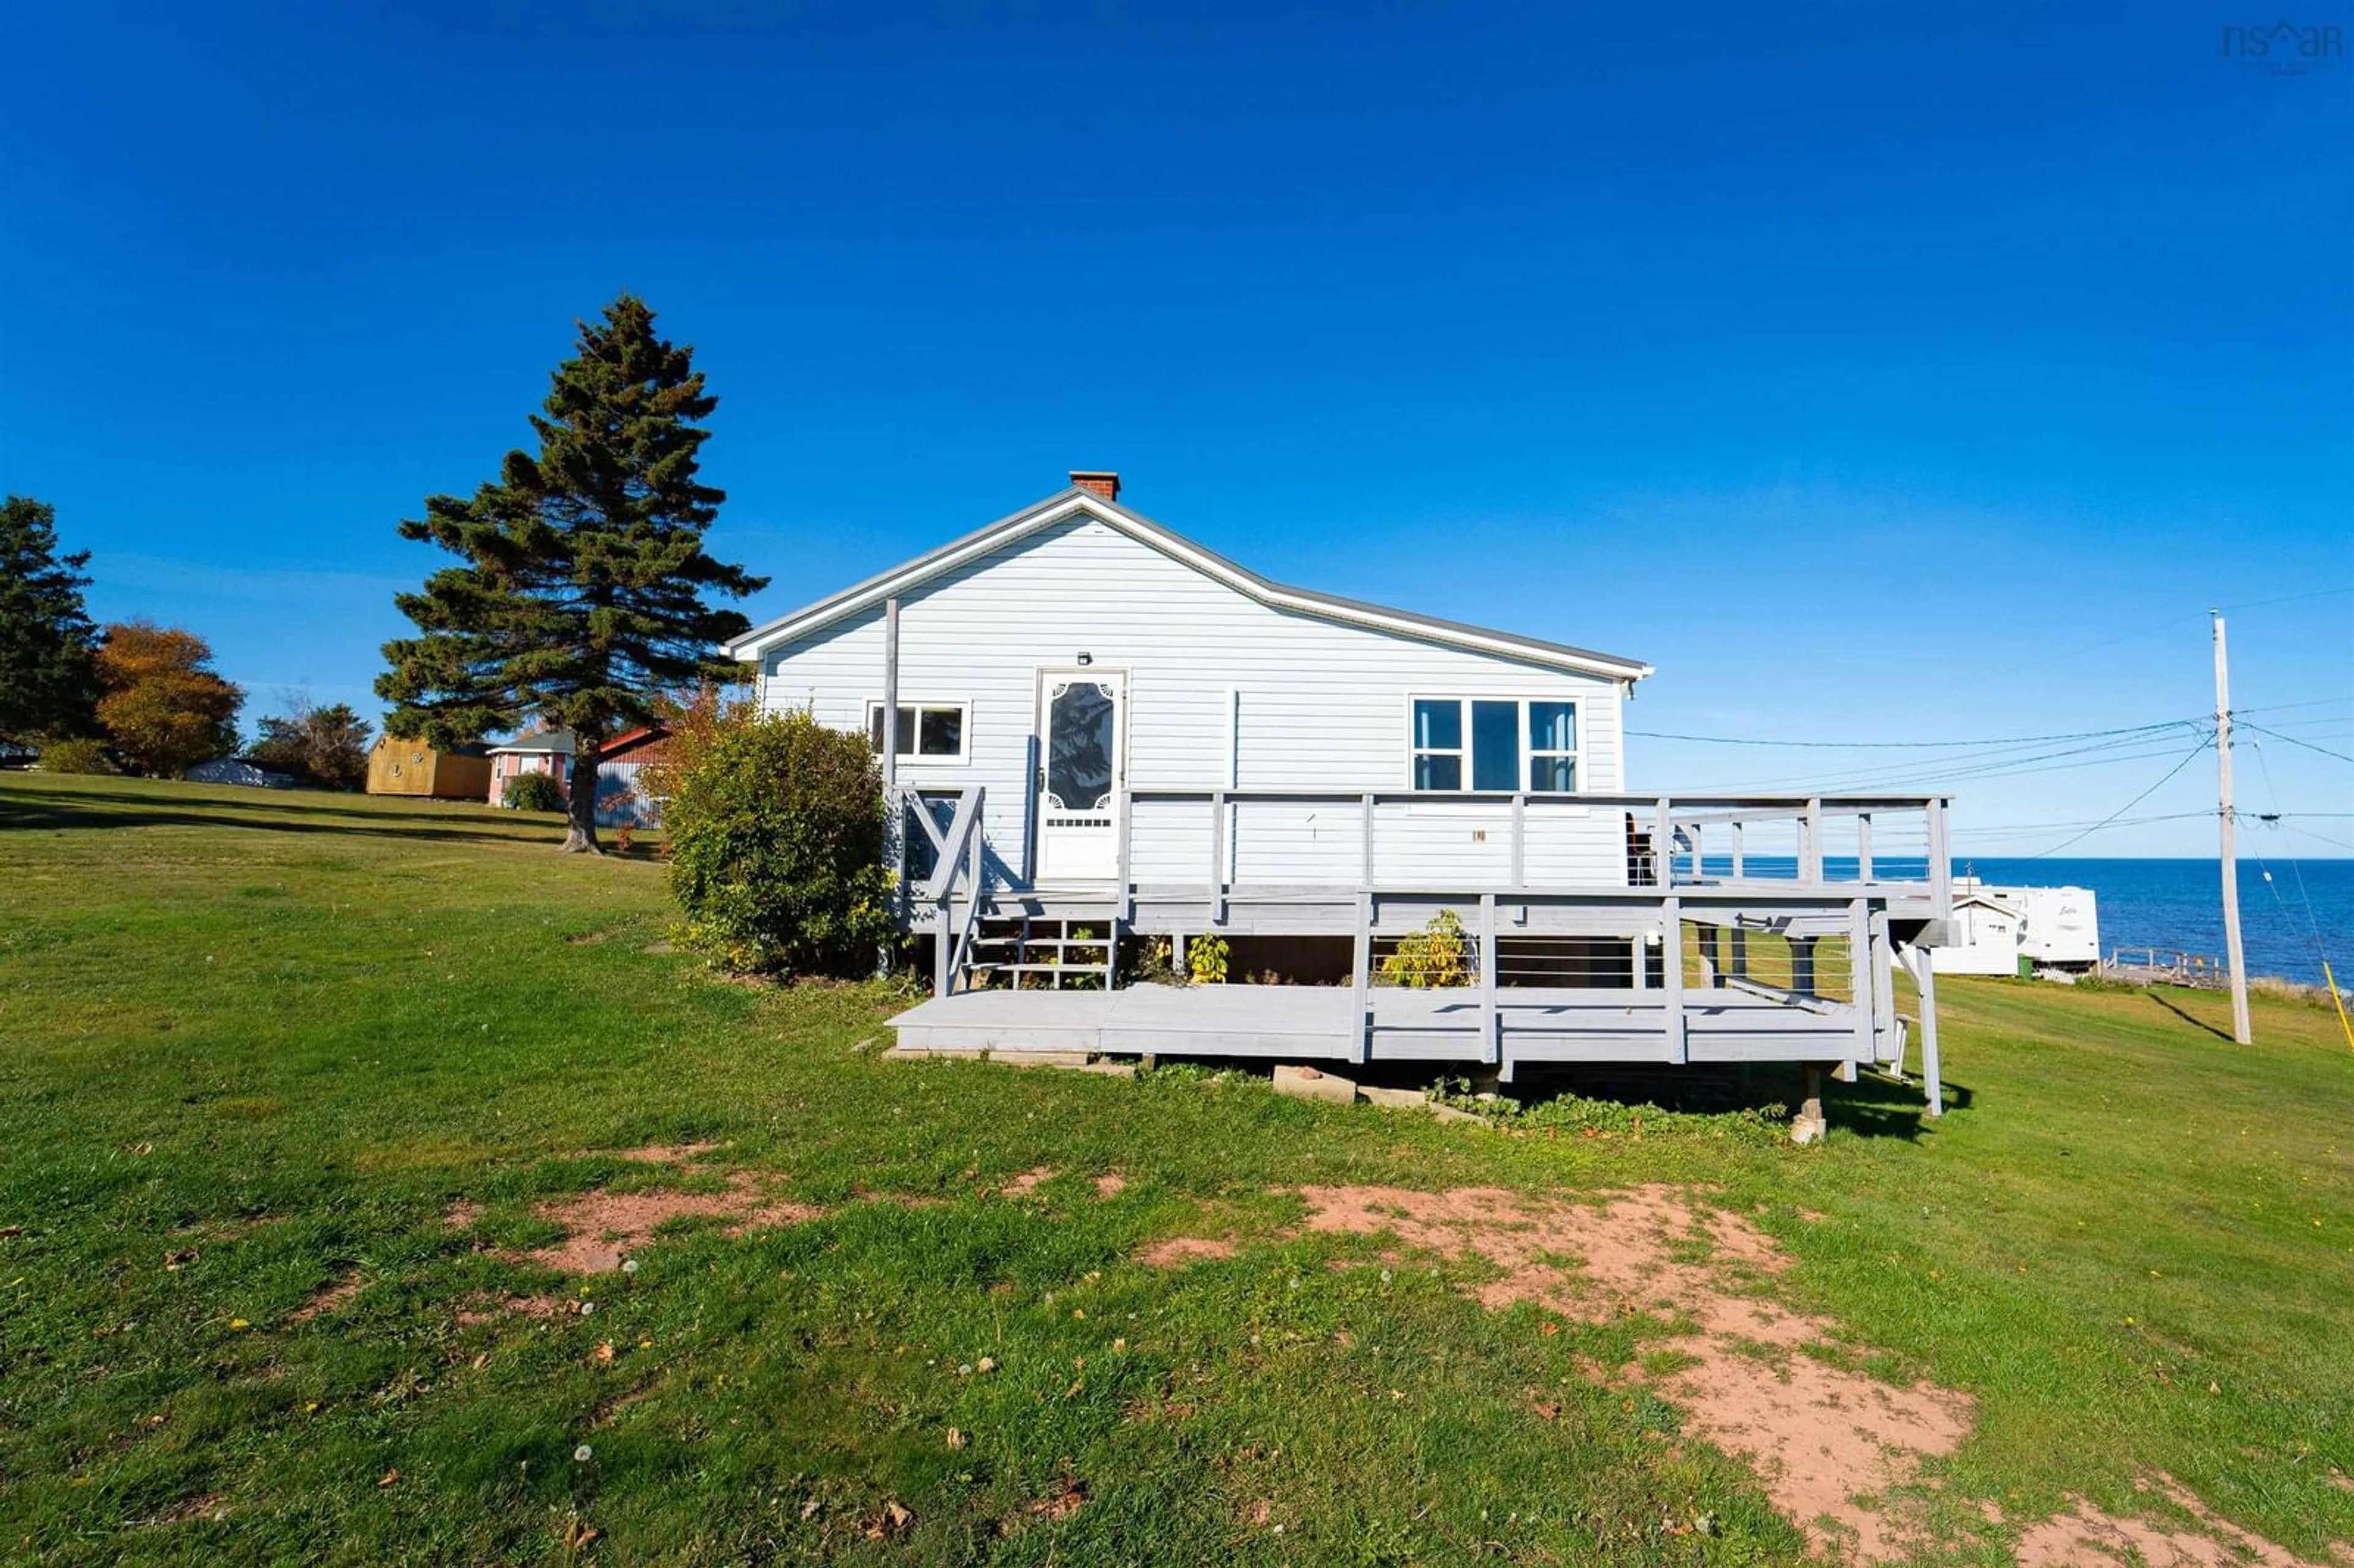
487,726,576,756
722,487,1653,680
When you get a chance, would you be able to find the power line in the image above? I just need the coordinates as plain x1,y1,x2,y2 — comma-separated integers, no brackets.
2238,696,2354,717
2245,734,2337,981
2024,735,2215,859
2244,724,2354,767
1948,809,2212,837
2216,585,2354,612
1626,718,2197,750
2278,821,2354,856
1683,730,2211,796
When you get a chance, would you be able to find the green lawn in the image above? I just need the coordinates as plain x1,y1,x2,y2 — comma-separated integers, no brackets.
2,774,2350,1565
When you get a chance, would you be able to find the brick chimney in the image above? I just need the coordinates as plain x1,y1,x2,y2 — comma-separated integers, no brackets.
1069,470,1120,503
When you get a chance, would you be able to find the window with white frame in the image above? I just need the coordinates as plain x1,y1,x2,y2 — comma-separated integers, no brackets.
865,700,969,764
1409,697,1579,793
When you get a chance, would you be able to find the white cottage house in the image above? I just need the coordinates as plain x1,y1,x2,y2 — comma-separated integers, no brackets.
725,473,1954,1119
729,473,1651,893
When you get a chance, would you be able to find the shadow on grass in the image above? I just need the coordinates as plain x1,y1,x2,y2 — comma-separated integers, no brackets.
0,784,552,848
2148,991,2236,1042
1508,1060,1968,1142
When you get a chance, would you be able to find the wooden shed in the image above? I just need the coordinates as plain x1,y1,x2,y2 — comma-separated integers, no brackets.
366,735,492,800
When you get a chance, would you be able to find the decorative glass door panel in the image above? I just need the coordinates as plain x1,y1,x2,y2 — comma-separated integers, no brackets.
1035,671,1126,881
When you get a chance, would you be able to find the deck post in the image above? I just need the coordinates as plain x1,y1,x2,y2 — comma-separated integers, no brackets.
1349,891,1373,1064
1870,907,1894,1057
1116,786,1133,926
1848,898,1873,1068
1731,820,1744,881
1796,1064,1827,1144
1930,797,1952,913
1479,893,1499,1066
1804,797,1824,885
1510,794,1526,890
1662,895,1686,1064
1730,923,1748,981
1654,797,1673,885
1857,811,1873,884
1697,922,1720,988
1789,935,1816,995
1918,948,1943,1117
1209,790,1228,927
934,881,952,998
879,598,901,976
1108,791,1127,991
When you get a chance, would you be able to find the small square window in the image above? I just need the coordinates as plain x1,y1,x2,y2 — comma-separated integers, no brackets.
866,701,969,765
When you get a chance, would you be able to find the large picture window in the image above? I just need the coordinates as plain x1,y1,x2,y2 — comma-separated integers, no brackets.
1409,696,1579,793
865,700,969,764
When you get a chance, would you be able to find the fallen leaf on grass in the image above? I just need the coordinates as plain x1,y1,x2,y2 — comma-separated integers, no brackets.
1027,1478,1087,1521
947,1428,967,1451
862,1500,913,1538
378,1469,400,1488
589,1342,614,1366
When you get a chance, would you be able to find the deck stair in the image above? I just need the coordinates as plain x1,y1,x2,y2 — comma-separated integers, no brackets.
961,913,1118,991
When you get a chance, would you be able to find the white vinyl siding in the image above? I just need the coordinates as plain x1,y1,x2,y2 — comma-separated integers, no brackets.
758,514,1628,888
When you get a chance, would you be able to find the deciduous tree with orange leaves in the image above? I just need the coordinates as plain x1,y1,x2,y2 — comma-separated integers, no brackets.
95,622,243,778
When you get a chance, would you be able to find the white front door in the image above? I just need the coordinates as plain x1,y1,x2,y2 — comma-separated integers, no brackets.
1035,669,1126,881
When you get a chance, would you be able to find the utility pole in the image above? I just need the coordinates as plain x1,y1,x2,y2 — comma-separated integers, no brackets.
2213,612,2252,1044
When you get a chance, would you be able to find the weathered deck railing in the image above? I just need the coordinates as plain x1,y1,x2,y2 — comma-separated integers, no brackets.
1116,788,1951,912
895,785,987,996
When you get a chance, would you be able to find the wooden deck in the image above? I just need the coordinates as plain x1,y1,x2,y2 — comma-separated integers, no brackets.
890,981,1892,1078
889,783,1949,1109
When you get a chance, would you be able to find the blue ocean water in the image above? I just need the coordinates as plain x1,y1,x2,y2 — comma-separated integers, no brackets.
1959,858,2353,988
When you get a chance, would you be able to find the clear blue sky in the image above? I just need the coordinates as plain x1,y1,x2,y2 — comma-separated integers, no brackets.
4,2,2347,856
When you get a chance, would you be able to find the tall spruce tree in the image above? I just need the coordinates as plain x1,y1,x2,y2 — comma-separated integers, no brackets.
378,295,767,851
0,495,103,746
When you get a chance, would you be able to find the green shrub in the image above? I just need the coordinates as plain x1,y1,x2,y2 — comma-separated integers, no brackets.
1381,909,1471,988
655,703,893,978
38,737,112,775
502,771,566,813
1187,932,1230,985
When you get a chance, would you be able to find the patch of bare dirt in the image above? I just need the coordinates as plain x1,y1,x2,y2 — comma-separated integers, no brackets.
611,1141,720,1164
2011,1474,2336,1567
455,1292,568,1324
530,1171,821,1273
1291,1184,1970,1564
1137,1236,1237,1268
1094,1172,1128,1197
1141,1183,2326,1565
442,1201,481,1230
150,1493,226,1525
287,1271,362,1323
998,1166,1054,1198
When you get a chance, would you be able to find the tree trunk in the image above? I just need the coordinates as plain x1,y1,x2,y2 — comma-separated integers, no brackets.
559,738,603,854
